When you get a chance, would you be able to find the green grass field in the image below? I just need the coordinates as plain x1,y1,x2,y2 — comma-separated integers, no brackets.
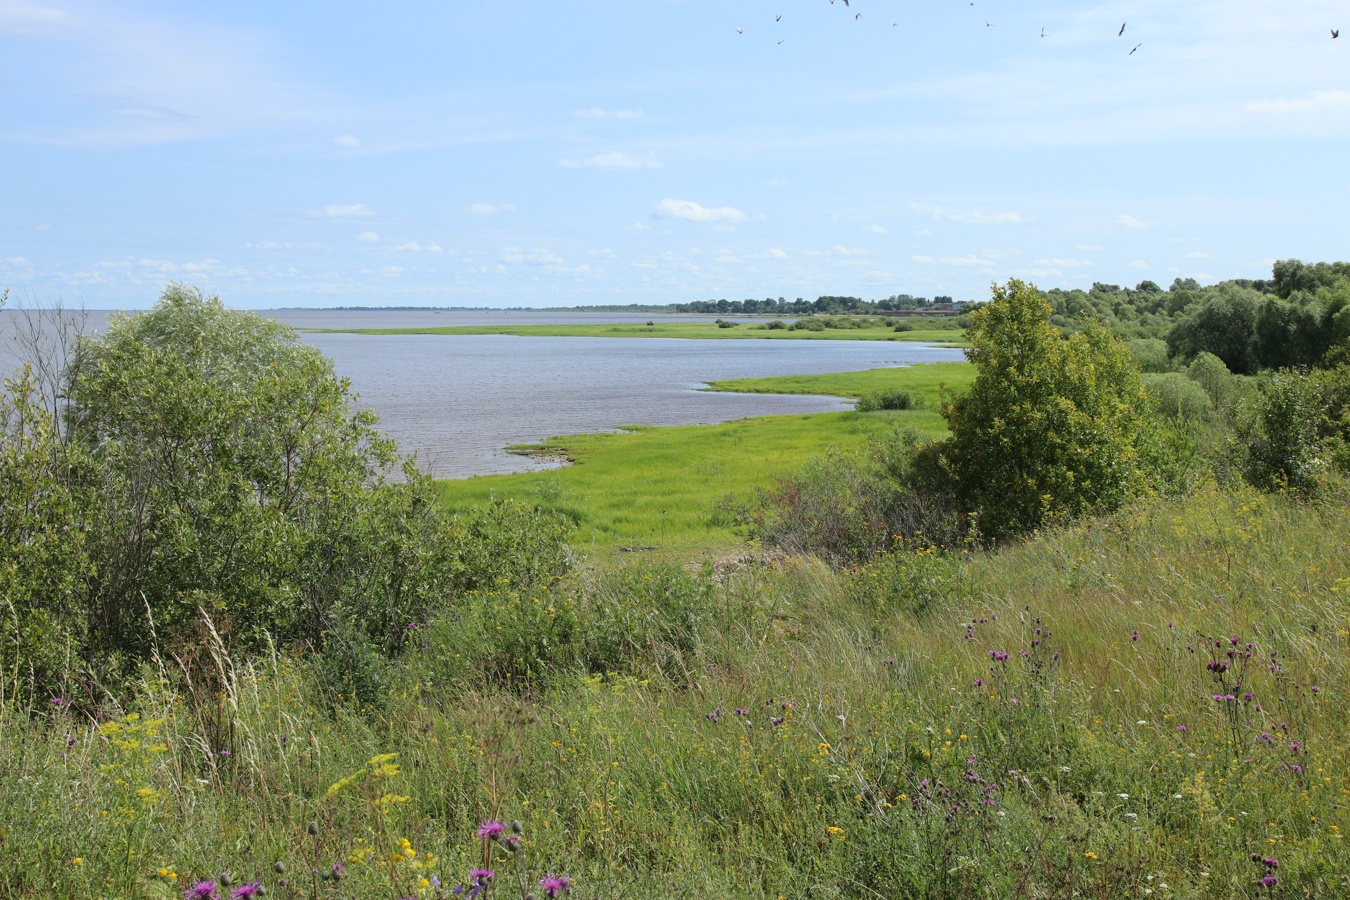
437,408,950,560
435,362,974,559
705,361,975,401
311,320,968,345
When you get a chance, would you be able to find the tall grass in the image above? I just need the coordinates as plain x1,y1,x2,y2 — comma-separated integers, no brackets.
5,481,1348,898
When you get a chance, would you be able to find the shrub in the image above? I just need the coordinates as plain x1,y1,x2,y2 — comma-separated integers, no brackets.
1240,368,1333,492
763,319,788,330
1145,373,1214,422
934,279,1162,542
790,317,826,332
856,388,918,412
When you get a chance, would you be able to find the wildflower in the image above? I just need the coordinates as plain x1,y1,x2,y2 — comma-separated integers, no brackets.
1261,875,1280,888
973,679,985,688
734,708,749,716
230,883,264,899
1312,685,1321,693
1176,725,1187,732
476,821,507,840
469,869,495,882
539,874,572,897
1243,692,1254,702
1084,852,1098,860
770,716,784,726
184,882,219,900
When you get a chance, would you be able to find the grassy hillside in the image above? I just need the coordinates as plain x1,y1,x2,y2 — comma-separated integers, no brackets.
8,483,1347,898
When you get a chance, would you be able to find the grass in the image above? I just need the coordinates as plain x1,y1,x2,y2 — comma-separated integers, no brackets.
435,362,973,559
705,361,975,402
308,320,968,345
7,481,1349,898
437,408,951,560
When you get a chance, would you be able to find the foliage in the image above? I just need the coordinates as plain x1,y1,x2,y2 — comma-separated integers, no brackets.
1238,368,1337,492
933,279,1161,542
1,286,574,703
5,484,1350,898
1144,372,1214,422
855,388,918,412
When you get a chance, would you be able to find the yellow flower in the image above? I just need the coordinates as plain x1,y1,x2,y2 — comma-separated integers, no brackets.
826,826,846,840
71,858,83,866
1084,852,1098,860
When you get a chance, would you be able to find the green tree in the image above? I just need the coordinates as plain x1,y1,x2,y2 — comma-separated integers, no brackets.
61,286,458,673
1165,283,1261,373
934,279,1160,542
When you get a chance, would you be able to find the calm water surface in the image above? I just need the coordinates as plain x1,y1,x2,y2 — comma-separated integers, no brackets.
2,309,965,478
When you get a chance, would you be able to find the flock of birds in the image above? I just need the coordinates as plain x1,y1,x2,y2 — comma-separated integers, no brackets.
735,5,1341,51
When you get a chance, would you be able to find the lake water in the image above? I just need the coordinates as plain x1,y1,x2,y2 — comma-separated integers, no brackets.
2,308,966,478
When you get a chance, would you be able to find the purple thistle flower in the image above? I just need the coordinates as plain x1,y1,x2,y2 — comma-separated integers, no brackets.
770,716,784,726
476,820,507,840
469,869,494,882
230,883,264,899
1312,685,1321,693
973,679,985,688
1289,741,1301,752
1243,692,1254,702
1261,875,1280,888
1288,764,1303,775
734,708,749,716
184,882,220,900
1262,857,1279,869
1176,725,1187,732
539,874,572,898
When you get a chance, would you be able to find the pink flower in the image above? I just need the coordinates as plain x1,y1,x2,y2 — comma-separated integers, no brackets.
539,874,572,898
476,820,507,840
183,883,219,900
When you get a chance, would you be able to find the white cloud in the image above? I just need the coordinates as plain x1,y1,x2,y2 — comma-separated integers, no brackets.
911,254,934,263
356,231,380,243
574,108,644,119
766,248,789,260
1034,258,1093,267
313,203,374,218
393,242,422,252
653,198,746,224
560,151,662,170
381,265,403,276
832,245,870,257
1129,260,1150,269
466,203,515,216
867,225,889,234
910,202,1020,225
425,244,444,254
1186,251,1211,259
1246,90,1350,114
0,1,73,36
333,133,361,148
1117,215,1146,229
940,255,997,267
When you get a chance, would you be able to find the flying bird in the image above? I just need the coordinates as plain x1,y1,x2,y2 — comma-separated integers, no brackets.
1333,29,1340,38
776,14,781,22
1041,27,1048,38
856,12,862,19
736,27,743,34
778,38,785,44
985,19,994,27
1119,22,1126,36
842,0,849,6
1129,42,1141,55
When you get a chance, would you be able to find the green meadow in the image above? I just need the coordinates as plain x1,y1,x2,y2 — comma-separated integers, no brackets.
311,320,967,345
436,362,972,558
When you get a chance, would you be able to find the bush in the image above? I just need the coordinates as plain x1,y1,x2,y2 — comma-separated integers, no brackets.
1240,368,1334,492
1128,338,1175,373
1,286,575,701
1145,373,1213,422
856,388,918,412
790,317,826,332
934,279,1162,542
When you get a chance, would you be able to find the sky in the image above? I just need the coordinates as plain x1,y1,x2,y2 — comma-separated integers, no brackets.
1,1,1346,310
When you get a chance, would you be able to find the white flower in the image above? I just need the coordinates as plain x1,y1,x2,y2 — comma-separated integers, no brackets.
1117,793,1129,799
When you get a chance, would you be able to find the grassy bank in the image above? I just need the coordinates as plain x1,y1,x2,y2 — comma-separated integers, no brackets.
705,361,975,401
310,320,967,345
435,362,973,559
437,408,950,560
8,482,1348,898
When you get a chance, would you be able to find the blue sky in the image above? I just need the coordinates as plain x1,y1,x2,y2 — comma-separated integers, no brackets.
2,0,1346,309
